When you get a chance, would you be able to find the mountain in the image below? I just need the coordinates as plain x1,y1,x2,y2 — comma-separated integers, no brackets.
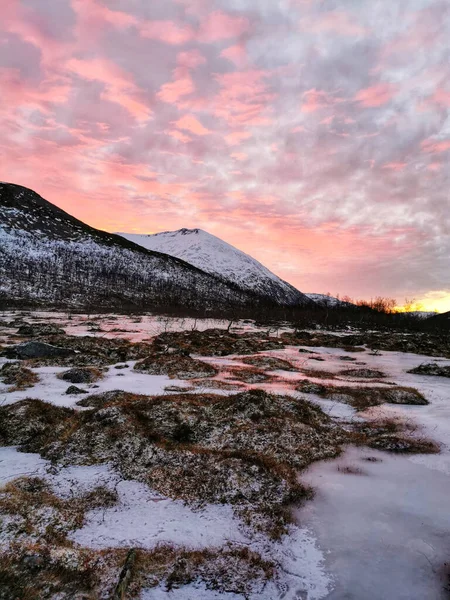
0,183,270,312
117,229,312,307
305,293,355,308
421,310,450,330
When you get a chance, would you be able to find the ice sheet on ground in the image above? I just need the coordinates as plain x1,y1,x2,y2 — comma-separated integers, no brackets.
298,445,450,600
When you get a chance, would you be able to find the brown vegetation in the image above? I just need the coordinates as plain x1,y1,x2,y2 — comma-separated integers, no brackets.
241,355,297,371
0,390,345,537
296,381,428,409
0,362,39,391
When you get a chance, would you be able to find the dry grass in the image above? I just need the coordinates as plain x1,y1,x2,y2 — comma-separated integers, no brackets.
135,353,217,379
226,366,273,384
241,355,297,371
0,362,39,391
408,362,450,378
0,389,344,538
152,328,284,357
297,383,428,410
350,418,440,454
337,368,387,379
190,379,244,391
0,473,274,599
300,368,337,380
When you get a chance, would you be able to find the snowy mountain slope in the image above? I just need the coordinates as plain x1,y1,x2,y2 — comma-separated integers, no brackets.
118,229,313,307
305,293,355,308
0,183,263,311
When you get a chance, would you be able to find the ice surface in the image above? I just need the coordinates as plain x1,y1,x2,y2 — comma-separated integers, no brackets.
298,445,450,600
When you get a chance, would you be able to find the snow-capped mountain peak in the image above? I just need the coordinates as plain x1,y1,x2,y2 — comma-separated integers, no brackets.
118,228,313,307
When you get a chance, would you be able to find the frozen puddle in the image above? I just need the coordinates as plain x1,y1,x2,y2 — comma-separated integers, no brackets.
297,445,450,600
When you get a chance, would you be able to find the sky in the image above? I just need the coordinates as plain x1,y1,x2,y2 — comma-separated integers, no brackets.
1,0,449,312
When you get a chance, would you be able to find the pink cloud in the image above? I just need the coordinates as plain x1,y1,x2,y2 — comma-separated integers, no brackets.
157,74,195,103
230,152,248,161
355,83,396,107
72,0,137,31
176,50,206,69
431,88,450,108
213,70,274,126
66,58,151,121
198,11,250,42
173,114,211,136
224,131,252,146
167,129,192,143
139,20,194,45
422,139,450,154
382,162,408,172
301,89,331,113
220,44,247,67
300,11,367,37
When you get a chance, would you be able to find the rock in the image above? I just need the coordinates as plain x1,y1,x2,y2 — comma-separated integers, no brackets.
60,367,100,384
114,364,129,369
4,341,74,359
17,323,65,336
66,385,87,395
339,356,357,362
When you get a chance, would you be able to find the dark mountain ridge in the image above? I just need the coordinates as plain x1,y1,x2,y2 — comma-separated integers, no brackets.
0,183,315,314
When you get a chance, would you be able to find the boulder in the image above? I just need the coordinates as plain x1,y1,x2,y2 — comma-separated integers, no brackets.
65,385,87,395
4,341,74,359
59,367,100,384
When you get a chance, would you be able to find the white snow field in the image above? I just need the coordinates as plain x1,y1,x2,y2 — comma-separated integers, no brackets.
0,311,449,599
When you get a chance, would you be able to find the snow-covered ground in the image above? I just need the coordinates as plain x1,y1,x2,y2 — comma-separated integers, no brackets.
1,311,449,599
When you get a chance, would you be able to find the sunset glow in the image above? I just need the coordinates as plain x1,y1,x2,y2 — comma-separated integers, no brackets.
1,0,449,309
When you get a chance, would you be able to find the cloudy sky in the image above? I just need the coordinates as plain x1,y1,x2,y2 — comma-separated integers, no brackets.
1,0,449,310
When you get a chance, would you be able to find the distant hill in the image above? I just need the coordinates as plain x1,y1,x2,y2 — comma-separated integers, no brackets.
304,293,355,308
